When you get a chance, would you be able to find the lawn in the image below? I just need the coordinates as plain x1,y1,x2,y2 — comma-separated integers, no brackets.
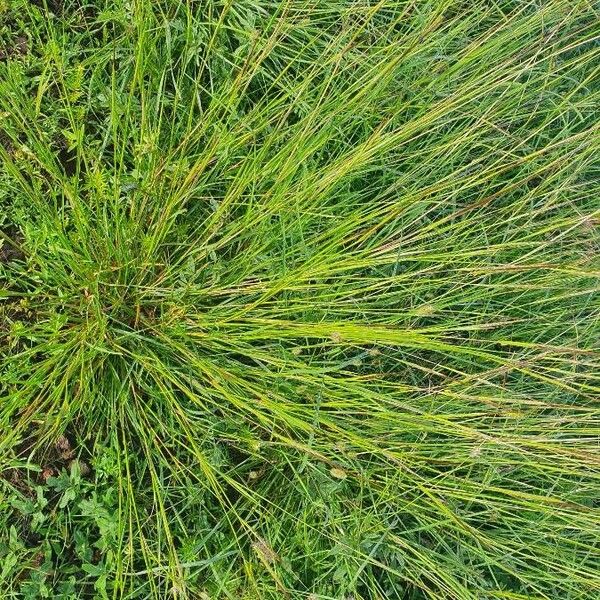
0,0,599,598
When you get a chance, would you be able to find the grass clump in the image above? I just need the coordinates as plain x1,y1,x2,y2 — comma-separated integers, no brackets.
1,0,599,598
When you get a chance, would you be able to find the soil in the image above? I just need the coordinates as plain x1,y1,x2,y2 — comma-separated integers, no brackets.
0,226,25,264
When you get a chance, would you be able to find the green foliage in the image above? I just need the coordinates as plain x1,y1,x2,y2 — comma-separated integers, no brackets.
1,0,599,598
1,453,120,598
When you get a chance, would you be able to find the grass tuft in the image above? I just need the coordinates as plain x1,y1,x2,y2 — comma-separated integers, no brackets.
1,0,599,598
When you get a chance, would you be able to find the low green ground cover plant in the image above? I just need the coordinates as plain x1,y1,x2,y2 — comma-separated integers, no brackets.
0,0,599,598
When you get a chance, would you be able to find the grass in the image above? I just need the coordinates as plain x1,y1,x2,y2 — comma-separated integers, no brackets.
0,0,599,598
